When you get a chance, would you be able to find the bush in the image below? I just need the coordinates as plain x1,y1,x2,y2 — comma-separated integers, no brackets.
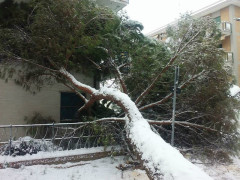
24,112,55,139
1,136,61,156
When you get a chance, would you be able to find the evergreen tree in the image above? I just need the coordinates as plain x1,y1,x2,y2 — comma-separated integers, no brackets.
0,0,239,178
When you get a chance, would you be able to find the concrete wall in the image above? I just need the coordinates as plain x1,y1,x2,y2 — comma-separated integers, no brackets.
0,72,94,125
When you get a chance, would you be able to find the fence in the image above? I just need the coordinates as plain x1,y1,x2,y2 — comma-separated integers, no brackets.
0,121,124,155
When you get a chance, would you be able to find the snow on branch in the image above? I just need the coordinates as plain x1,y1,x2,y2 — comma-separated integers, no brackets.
60,67,97,95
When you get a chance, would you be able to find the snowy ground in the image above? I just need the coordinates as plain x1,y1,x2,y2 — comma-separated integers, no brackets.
196,156,240,180
1,155,240,180
0,146,115,163
0,156,148,180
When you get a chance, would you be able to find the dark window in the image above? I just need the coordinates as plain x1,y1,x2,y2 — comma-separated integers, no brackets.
60,92,85,121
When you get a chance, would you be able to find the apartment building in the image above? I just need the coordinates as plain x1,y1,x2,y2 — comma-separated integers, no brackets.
148,0,240,85
95,0,128,12
0,0,129,126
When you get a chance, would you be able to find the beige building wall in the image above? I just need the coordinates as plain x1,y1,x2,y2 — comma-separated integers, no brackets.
222,36,232,51
0,73,94,125
220,7,230,21
235,6,240,84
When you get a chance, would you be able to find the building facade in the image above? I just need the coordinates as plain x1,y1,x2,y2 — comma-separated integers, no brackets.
0,0,129,125
148,0,240,85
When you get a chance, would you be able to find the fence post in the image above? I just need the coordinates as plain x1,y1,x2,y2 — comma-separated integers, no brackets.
9,124,12,156
52,122,55,151
171,66,179,146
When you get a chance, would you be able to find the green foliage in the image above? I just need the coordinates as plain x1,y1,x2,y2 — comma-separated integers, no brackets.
24,112,55,138
125,14,240,152
0,0,121,91
167,15,240,151
0,0,31,27
92,123,116,149
0,0,239,155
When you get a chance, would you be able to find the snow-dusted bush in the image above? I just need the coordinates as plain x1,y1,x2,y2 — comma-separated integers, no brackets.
1,136,62,156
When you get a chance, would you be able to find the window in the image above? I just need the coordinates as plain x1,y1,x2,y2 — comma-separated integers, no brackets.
60,92,85,121
218,44,223,48
214,16,221,24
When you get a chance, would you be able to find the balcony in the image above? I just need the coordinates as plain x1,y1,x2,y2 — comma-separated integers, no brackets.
95,0,129,12
225,51,234,65
156,33,167,41
220,22,232,37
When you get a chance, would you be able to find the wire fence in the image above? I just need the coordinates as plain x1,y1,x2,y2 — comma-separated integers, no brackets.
0,121,125,155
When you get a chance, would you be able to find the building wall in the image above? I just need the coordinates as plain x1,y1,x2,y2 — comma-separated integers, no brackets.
235,6,240,84
222,36,232,51
221,7,230,21
0,0,127,128
0,73,93,125
148,3,240,85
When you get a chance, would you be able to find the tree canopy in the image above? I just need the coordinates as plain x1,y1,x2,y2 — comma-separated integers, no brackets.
0,0,239,176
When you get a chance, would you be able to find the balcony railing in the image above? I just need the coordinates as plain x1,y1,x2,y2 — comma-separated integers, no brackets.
220,22,232,36
225,51,233,62
224,52,234,73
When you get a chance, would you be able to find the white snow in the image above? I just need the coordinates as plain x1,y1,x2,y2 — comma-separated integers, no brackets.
0,146,115,163
129,120,212,180
60,68,97,94
94,87,212,179
230,85,240,97
0,156,148,180
195,156,240,180
1,154,240,180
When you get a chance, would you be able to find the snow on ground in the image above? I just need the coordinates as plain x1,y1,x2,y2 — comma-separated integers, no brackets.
1,155,240,180
0,156,148,180
195,156,240,180
0,146,116,163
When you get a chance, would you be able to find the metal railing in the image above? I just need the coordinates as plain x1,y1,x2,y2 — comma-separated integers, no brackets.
219,21,232,36
0,121,124,155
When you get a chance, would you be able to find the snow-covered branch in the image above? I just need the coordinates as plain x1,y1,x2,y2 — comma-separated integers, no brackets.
58,69,211,179
59,68,97,95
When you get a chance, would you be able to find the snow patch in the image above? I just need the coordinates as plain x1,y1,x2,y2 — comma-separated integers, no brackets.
230,85,240,97
0,146,115,163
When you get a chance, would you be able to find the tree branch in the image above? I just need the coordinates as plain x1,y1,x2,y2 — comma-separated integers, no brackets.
114,66,128,94
77,96,97,113
80,117,218,133
139,70,205,111
59,67,96,95
135,30,202,105
62,82,88,103
86,57,102,70
8,53,59,73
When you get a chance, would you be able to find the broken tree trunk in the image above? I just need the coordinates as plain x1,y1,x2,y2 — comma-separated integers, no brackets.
60,68,212,180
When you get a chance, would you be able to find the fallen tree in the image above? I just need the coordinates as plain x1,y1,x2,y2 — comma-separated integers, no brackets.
0,0,238,179
58,68,212,179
